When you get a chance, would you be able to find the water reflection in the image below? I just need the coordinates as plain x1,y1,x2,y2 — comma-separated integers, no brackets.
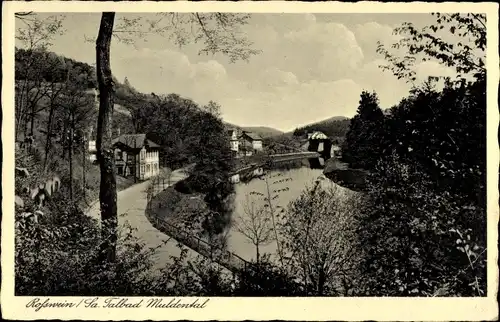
308,157,325,169
229,166,325,262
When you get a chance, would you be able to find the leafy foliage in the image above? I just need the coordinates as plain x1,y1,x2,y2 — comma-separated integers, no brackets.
357,153,486,296
350,13,487,296
376,13,486,82
342,91,385,169
234,255,304,296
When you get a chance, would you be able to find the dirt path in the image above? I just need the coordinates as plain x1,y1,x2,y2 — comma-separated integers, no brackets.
85,169,200,270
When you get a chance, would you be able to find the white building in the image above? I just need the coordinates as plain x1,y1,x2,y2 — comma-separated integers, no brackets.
227,129,239,153
239,131,263,151
112,134,161,181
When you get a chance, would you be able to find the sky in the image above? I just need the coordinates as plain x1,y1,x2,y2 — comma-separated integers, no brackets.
16,12,461,132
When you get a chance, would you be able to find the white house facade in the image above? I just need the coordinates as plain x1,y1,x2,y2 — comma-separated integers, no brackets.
228,129,240,153
112,134,160,181
240,131,263,152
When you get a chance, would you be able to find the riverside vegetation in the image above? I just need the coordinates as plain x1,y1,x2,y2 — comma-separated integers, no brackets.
14,12,487,296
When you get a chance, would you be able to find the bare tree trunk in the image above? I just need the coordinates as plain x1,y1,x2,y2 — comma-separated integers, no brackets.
96,12,117,263
23,114,30,139
43,104,56,170
30,105,36,136
317,267,326,296
61,119,67,159
265,176,283,266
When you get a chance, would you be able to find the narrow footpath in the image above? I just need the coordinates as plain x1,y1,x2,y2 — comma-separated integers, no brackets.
85,169,200,270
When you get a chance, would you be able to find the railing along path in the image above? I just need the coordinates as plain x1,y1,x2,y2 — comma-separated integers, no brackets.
145,176,254,275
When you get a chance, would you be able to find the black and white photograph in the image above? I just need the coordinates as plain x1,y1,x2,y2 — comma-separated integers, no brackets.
2,1,498,320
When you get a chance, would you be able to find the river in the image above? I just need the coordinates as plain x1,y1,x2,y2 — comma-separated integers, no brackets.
226,160,353,263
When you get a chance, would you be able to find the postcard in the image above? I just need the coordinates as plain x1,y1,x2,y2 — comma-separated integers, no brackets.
2,1,499,320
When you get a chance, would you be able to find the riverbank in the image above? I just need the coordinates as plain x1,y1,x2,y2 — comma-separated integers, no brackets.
148,186,208,235
322,158,369,192
145,182,252,275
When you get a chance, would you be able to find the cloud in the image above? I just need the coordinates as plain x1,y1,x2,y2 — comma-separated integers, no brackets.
229,16,366,84
354,59,412,109
219,78,363,131
254,67,299,90
414,61,457,81
353,22,402,61
38,13,462,131
193,60,227,83
250,13,317,34
109,26,394,131
281,22,364,81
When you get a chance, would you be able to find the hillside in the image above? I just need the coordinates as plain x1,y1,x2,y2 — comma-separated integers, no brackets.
224,123,284,138
289,115,351,140
287,115,349,134
312,115,349,124
240,126,284,138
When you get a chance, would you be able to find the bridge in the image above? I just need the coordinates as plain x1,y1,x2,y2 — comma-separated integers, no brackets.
230,151,321,177
269,151,320,163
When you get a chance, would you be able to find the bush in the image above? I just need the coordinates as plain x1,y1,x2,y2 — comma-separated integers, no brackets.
356,154,486,296
234,255,304,296
280,180,364,296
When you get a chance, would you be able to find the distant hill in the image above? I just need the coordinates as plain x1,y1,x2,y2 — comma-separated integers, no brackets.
315,115,350,123
241,126,284,138
224,123,284,138
288,115,351,140
288,116,349,133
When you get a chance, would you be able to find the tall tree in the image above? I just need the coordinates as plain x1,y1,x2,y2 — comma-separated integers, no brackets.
96,13,117,262
202,100,222,118
342,91,385,169
94,12,259,263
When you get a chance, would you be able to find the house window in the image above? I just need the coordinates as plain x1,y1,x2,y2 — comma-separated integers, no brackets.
140,165,145,174
140,149,145,160
146,164,150,173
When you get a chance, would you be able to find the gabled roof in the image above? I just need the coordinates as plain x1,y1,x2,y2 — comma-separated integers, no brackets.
240,131,262,141
309,131,328,140
112,134,160,150
239,139,254,150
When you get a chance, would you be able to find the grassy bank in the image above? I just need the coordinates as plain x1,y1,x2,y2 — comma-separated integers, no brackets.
148,186,209,236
